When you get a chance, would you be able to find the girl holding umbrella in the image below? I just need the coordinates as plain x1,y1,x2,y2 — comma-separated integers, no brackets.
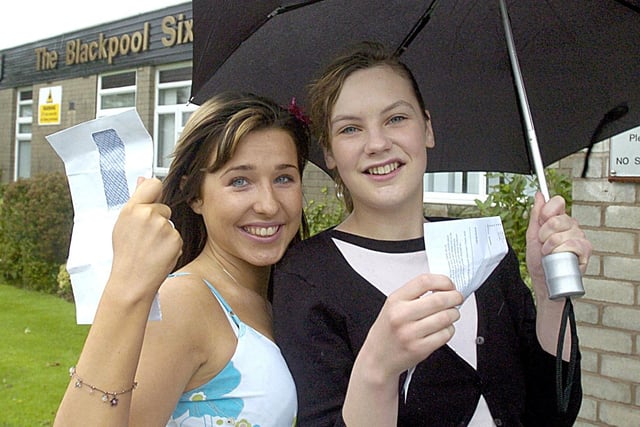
272,41,591,426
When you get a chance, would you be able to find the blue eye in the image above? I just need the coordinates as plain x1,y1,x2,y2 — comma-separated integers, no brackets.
275,175,295,185
340,126,358,135
389,115,406,124
230,177,248,187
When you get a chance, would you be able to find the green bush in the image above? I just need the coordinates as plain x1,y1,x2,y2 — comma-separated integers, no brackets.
0,173,73,294
57,264,74,301
304,187,345,236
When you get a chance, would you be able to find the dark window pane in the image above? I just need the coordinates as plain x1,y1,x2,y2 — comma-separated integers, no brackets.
19,90,33,101
159,67,192,84
101,71,136,89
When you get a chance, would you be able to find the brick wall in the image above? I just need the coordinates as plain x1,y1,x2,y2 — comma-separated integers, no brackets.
31,76,97,176
135,66,155,127
560,141,640,427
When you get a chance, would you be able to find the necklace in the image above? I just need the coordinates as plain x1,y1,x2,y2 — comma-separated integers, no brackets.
212,257,241,317
212,255,269,303
211,253,241,288
219,264,241,288
214,257,273,327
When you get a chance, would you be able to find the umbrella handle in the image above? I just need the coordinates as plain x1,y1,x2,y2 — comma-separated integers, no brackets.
542,252,585,299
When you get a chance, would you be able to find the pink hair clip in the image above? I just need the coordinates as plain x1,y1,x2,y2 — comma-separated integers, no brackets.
287,97,310,125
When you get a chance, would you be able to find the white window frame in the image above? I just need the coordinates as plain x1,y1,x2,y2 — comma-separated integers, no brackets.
153,62,197,177
423,171,491,205
97,69,137,118
14,88,33,180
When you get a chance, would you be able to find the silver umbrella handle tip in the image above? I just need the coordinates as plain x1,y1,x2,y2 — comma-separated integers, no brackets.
542,252,585,299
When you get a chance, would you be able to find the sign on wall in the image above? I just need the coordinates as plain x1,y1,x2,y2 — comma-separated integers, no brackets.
38,86,62,125
609,125,640,182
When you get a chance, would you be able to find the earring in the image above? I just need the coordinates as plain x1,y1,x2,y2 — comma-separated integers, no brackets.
335,181,344,201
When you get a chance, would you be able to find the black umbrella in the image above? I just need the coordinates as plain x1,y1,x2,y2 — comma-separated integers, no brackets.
191,0,640,183
190,1,640,408
190,0,640,298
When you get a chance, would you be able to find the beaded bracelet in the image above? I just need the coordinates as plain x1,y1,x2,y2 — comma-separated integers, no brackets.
69,366,137,407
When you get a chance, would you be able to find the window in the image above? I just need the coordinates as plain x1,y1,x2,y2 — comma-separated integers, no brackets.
423,171,497,205
154,63,197,175
97,70,136,117
15,88,33,180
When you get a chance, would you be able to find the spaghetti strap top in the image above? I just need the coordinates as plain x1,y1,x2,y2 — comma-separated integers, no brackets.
166,274,297,427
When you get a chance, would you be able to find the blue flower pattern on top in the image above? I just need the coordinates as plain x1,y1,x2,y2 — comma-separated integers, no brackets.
174,361,243,420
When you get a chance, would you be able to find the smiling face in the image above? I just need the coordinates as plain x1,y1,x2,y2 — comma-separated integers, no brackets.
325,65,434,215
191,128,303,267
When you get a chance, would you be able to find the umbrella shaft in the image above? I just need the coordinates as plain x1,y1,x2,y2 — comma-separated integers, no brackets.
498,0,550,201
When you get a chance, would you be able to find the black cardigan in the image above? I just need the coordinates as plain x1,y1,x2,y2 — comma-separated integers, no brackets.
272,226,581,426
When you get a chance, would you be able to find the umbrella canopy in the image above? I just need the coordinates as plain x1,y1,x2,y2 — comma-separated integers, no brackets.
190,0,640,175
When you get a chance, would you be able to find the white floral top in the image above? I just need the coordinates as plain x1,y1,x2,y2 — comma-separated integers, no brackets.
166,277,297,427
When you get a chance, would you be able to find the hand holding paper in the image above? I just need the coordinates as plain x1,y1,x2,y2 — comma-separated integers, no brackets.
108,177,182,304
403,216,508,399
46,110,160,324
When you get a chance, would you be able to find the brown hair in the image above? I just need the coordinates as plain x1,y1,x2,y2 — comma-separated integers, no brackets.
308,41,427,212
161,92,310,269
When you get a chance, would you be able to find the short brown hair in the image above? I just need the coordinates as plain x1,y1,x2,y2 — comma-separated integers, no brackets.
308,41,427,211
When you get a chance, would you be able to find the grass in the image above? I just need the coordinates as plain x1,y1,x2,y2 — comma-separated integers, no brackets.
0,284,89,426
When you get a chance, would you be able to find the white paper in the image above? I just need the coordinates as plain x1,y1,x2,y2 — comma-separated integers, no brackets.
403,216,508,401
424,216,508,299
46,109,161,324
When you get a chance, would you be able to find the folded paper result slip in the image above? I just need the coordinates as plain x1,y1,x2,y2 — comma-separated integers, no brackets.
46,109,161,324
424,216,508,299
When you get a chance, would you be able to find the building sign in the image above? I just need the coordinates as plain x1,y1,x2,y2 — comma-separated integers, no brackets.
0,5,194,90
34,14,191,71
38,86,62,125
64,22,150,67
609,125,640,182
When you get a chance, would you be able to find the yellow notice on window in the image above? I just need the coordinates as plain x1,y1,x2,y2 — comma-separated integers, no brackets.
38,86,62,125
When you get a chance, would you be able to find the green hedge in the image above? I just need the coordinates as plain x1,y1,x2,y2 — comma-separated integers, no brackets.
0,173,73,294
304,187,345,236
